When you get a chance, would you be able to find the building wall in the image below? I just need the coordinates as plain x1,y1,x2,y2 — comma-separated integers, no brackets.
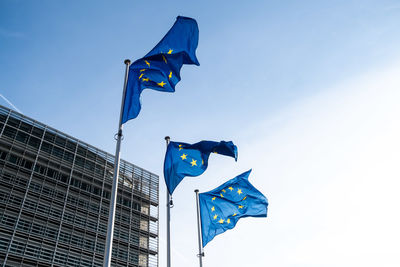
0,106,159,267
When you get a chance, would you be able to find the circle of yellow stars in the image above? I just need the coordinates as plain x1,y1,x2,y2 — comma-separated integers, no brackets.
209,186,247,225
136,48,175,89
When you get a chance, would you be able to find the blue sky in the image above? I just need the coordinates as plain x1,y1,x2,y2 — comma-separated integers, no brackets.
1,1,400,266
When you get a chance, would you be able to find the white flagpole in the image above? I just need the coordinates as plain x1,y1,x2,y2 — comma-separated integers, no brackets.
103,59,131,267
164,136,172,267
194,189,204,267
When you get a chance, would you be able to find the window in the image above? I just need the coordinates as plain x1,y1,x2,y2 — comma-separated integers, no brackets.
44,131,55,143
8,154,20,165
9,239,26,255
23,159,33,170
0,150,7,160
40,246,54,262
92,186,101,196
1,214,17,228
0,237,10,252
139,236,148,249
77,146,86,157
7,117,20,128
71,178,81,188
3,126,17,139
103,190,110,199
17,219,31,232
52,146,64,159
63,151,74,163
41,142,53,154
16,131,29,144
129,252,138,264
75,156,85,168
59,173,69,183
141,204,149,215
47,168,58,179
24,244,40,258
19,121,32,133
31,126,44,138
0,112,7,122
54,252,68,265
34,164,46,175
139,254,148,267
80,181,90,192
27,136,40,149
130,233,139,245
55,136,66,147
66,140,76,152
140,220,148,231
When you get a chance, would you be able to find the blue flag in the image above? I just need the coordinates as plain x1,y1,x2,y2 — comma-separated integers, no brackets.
199,170,268,247
122,16,200,123
163,141,238,194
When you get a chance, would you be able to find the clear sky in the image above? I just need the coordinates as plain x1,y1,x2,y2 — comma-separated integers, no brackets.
1,0,400,266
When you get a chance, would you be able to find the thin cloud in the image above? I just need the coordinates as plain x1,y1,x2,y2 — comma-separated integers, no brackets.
0,94,23,114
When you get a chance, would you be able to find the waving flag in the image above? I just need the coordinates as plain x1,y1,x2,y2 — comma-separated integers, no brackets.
199,170,268,247
122,16,200,123
164,140,237,194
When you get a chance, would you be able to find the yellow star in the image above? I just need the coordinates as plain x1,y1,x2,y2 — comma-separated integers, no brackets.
227,218,231,224
242,196,247,200
213,214,218,220
162,55,167,63
218,219,224,224
228,187,234,191
145,60,150,67
169,71,172,79
213,151,218,154
211,206,215,212
140,69,146,72
237,189,242,195
178,144,183,150
220,193,224,198
238,205,244,209
180,154,187,160
138,73,144,80
167,49,173,54
233,213,237,216
157,81,166,87
190,159,197,166
212,197,216,201
142,78,149,82
222,189,226,193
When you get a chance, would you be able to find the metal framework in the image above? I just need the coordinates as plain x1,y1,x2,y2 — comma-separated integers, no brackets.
0,105,159,267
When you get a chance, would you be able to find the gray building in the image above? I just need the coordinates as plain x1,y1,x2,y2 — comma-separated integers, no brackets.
0,105,159,267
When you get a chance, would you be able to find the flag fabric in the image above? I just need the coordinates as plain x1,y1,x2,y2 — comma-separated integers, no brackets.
199,170,268,247
163,141,238,195
121,16,200,123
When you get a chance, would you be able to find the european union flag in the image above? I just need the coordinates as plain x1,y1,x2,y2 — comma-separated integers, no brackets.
163,141,238,195
122,16,200,123
199,170,268,247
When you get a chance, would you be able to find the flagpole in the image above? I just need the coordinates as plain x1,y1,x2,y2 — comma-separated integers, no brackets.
103,59,131,267
165,136,172,267
194,189,204,267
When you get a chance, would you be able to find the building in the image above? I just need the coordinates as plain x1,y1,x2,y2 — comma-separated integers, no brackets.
0,105,159,267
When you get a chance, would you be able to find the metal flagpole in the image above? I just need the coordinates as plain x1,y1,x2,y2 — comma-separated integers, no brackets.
194,189,204,267
103,59,131,267
164,136,172,267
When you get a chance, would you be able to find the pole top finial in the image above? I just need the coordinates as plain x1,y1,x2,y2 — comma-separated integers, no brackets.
124,59,131,65
194,189,199,193
165,136,170,141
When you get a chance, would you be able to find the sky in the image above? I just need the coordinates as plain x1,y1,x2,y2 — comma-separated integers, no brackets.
1,0,400,266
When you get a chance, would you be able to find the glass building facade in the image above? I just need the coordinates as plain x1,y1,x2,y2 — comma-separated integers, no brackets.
0,105,159,267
